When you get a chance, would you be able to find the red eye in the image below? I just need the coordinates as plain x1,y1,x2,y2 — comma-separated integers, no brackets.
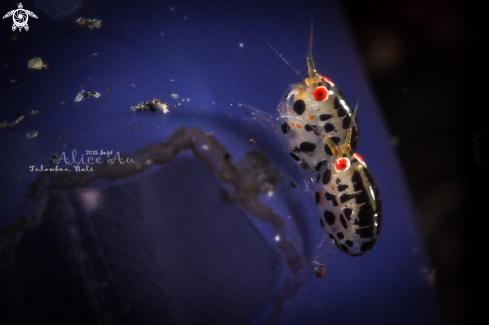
335,157,351,172
312,86,328,102
353,153,365,165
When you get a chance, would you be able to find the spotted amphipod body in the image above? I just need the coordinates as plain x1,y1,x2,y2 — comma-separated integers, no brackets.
312,123,382,256
276,30,382,256
278,31,359,175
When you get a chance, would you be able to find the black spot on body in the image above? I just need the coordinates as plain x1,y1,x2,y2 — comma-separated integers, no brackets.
315,192,320,204
324,144,333,156
224,153,231,161
329,234,334,240
355,190,369,205
345,240,353,247
315,160,326,171
340,244,349,252
324,210,336,226
338,184,348,192
305,124,314,132
340,214,348,229
331,136,340,145
320,219,324,228
337,108,347,117
343,208,353,220
322,168,332,184
333,97,341,110
337,232,344,240
320,114,333,121
340,193,357,203
355,202,375,227
301,162,310,171
299,141,316,152
342,116,351,129
356,226,375,238
316,173,321,183
324,123,335,133
352,171,363,190
293,99,306,115
281,122,290,134
360,239,377,252
325,192,339,206
289,153,300,161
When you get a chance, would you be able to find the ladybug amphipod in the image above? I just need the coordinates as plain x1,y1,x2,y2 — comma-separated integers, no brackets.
242,28,382,256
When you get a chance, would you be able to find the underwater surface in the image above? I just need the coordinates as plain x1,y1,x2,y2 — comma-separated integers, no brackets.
0,0,438,324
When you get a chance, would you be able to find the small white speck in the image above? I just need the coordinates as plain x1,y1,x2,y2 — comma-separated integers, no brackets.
160,32,165,36
170,7,175,11
274,235,280,242
186,98,191,102
230,103,233,106
131,84,135,87
239,43,244,48
171,93,179,99
212,102,215,104
182,98,185,101
183,16,187,20
170,79,174,82
201,145,209,150
91,52,98,56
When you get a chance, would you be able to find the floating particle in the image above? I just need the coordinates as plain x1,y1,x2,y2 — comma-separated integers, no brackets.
170,79,174,82
106,89,112,94
315,265,326,278
249,139,256,145
10,79,15,83
290,181,297,188
31,110,39,115
131,98,169,113
239,43,244,48
27,57,48,70
170,7,175,11
91,52,98,56
74,90,101,102
60,102,66,106
171,93,179,99
76,17,102,29
0,115,24,129
186,98,191,102
26,131,38,139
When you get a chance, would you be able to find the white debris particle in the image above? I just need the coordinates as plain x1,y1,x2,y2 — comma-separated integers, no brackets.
171,93,179,99
160,33,165,36
170,79,174,82
239,43,244,48
28,57,48,70
186,98,191,102
91,52,98,56
131,84,135,87
170,7,175,11
31,110,39,115
74,90,101,102
26,131,38,139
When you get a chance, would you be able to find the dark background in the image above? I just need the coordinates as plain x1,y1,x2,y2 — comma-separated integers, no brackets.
343,1,484,324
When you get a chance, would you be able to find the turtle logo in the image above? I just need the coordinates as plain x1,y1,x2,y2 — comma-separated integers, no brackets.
3,3,38,32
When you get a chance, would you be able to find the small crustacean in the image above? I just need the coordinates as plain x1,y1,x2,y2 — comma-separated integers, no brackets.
241,25,382,257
